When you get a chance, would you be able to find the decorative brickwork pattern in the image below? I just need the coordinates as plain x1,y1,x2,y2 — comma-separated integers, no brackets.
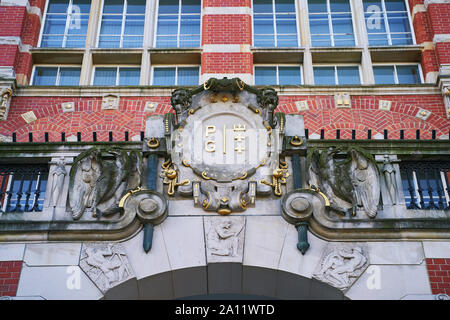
277,95,449,139
1,94,448,142
426,258,450,295
0,96,173,142
0,261,22,297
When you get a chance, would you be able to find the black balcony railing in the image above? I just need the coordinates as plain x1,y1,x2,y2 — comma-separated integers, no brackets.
0,164,49,213
400,161,450,210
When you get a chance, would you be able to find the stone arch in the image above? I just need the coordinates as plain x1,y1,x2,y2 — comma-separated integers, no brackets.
102,264,347,300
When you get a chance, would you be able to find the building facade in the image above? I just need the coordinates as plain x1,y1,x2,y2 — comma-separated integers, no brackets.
0,0,450,300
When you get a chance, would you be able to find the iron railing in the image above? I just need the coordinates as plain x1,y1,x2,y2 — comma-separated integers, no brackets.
0,164,48,213
400,161,450,210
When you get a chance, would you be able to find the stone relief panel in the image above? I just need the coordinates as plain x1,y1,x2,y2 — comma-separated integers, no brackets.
80,243,134,293
313,243,369,291
205,216,245,263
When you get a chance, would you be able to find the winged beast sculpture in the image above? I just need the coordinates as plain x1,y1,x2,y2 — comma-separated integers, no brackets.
307,147,380,218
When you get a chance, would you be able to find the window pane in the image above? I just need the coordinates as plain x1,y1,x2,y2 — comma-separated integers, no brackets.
182,0,201,13
103,0,124,14
314,67,335,85
59,67,81,85
385,0,407,11
337,66,360,84
127,0,146,14
308,0,328,13
177,67,199,85
330,0,351,12
48,0,69,13
73,0,91,13
255,67,277,85
94,68,117,85
254,0,273,13
158,0,179,14
373,66,395,84
119,68,140,85
397,65,420,84
153,68,176,85
275,0,296,13
278,67,301,85
33,67,58,85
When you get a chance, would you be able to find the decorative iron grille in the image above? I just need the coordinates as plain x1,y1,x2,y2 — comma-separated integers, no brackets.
400,161,450,210
0,164,49,213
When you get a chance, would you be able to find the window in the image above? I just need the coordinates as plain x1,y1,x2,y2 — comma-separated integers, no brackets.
363,0,413,46
155,0,201,48
255,66,302,85
400,161,450,210
152,67,199,85
93,67,141,85
32,66,81,85
253,0,298,47
313,65,360,84
40,0,91,48
0,164,48,213
308,0,355,47
373,64,421,84
98,0,146,48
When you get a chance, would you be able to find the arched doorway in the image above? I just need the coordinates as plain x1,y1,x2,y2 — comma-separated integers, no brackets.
102,263,347,300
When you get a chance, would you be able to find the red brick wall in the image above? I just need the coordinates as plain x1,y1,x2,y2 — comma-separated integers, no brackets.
426,258,450,295
277,95,449,139
435,42,450,65
0,96,173,142
201,52,253,74
0,6,27,37
427,3,450,35
0,261,22,297
1,94,448,142
203,0,251,7
202,15,252,45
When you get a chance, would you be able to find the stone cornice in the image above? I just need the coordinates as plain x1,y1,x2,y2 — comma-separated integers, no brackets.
13,84,441,97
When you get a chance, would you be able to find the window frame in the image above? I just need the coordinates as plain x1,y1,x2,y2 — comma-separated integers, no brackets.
38,0,91,48
31,65,82,86
96,0,147,49
91,65,142,86
307,0,358,47
362,0,416,46
153,0,203,48
253,64,303,85
150,65,201,86
252,0,301,48
312,63,362,85
372,63,423,84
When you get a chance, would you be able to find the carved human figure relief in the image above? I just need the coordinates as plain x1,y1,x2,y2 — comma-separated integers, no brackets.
79,243,134,293
205,216,245,263
50,158,67,207
313,243,369,291
382,155,398,205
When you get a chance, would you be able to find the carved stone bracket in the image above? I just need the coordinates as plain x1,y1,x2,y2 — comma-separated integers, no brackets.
120,189,168,253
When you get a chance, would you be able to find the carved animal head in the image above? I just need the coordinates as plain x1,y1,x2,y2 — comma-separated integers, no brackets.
257,88,278,111
170,89,192,116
